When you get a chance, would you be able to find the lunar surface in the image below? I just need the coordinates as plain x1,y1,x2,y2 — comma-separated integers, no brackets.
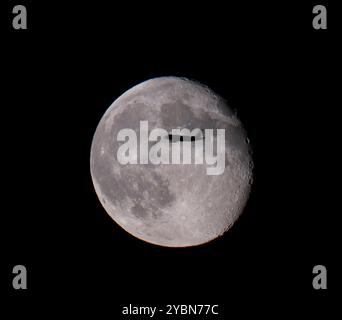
90,77,253,247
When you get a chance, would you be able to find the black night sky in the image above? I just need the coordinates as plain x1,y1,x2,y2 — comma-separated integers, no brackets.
2,1,340,318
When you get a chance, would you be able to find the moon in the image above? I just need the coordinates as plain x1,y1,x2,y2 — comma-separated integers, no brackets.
90,77,253,247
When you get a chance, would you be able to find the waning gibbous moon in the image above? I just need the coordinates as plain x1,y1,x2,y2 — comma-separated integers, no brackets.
90,77,253,247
